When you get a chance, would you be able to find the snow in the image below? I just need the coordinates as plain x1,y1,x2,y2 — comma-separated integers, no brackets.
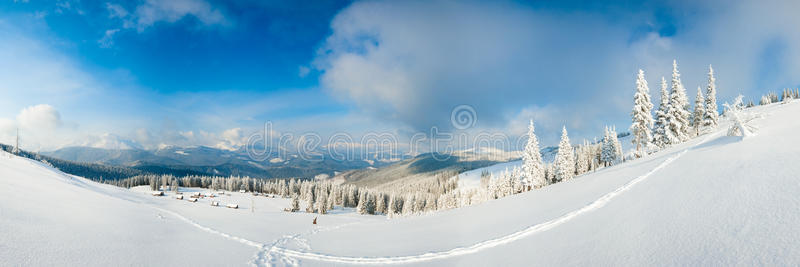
456,134,634,191
1,101,799,266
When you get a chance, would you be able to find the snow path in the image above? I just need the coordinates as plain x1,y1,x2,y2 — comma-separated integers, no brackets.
264,132,721,265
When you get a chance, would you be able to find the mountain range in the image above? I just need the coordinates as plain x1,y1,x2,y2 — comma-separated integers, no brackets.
41,145,393,179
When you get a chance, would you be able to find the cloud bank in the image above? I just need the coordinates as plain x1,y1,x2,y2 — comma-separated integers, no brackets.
314,0,800,145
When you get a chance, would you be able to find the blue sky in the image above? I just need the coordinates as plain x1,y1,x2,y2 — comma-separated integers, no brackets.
1,0,798,152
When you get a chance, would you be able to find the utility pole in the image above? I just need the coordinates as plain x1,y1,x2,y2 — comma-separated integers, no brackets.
12,128,19,154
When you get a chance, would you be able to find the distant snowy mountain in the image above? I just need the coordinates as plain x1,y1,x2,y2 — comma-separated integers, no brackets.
41,144,393,179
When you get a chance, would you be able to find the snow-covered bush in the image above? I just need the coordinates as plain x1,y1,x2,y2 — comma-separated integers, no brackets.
724,95,758,137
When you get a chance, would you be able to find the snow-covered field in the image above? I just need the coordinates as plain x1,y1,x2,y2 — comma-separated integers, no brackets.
2,101,799,266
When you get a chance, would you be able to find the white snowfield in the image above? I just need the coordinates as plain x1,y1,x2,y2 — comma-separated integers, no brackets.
1,101,799,266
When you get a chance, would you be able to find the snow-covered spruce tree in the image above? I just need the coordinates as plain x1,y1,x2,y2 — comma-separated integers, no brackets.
587,140,599,171
327,190,335,211
403,194,416,215
589,139,601,172
375,193,386,214
783,89,794,103
667,60,691,142
305,189,315,213
630,69,654,158
316,189,327,214
652,77,672,148
513,166,525,193
759,95,771,106
149,176,159,191
703,65,719,128
393,194,404,216
600,127,615,166
387,195,396,218
413,193,425,214
424,194,437,212
522,120,546,189
290,195,300,212
172,179,180,193
554,126,575,182
692,86,706,136
611,126,623,162
356,191,367,215
486,172,499,199
574,142,590,176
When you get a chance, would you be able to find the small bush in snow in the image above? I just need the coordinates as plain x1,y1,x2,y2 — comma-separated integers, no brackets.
724,95,758,137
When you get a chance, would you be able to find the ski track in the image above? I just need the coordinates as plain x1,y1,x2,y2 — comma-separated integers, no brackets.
40,130,719,266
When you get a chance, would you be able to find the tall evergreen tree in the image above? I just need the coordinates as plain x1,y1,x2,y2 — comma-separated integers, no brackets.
375,193,386,214
290,195,300,212
692,86,706,136
521,120,546,189
611,126,623,161
356,191,367,214
601,126,621,166
316,189,328,214
668,60,691,142
574,142,590,175
387,195,396,217
305,190,315,213
703,65,719,128
554,126,575,182
630,69,654,157
653,77,673,148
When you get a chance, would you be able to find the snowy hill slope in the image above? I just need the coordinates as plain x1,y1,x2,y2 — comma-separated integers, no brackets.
0,152,255,266
1,101,799,266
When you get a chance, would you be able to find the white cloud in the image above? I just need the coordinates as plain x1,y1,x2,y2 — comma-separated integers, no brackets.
315,0,632,135
216,128,245,150
105,3,128,19
315,0,800,144
77,133,143,150
131,0,227,32
0,118,15,138
100,0,228,47
17,104,62,131
0,104,68,151
97,28,120,48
